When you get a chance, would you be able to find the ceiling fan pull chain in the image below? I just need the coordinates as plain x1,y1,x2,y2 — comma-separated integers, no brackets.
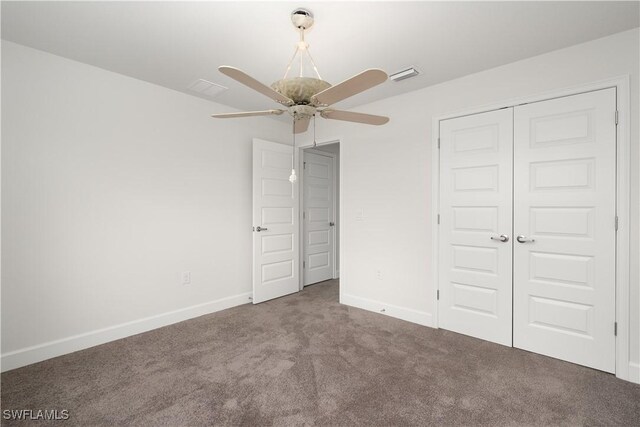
290,115,297,183
313,114,317,147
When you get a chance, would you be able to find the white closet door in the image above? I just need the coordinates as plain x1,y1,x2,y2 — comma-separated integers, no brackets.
513,88,616,372
252,139,299,304
303,151,334,285
439,108,514,346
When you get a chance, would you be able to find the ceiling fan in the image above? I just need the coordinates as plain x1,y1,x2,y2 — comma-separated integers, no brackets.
211,8,390,135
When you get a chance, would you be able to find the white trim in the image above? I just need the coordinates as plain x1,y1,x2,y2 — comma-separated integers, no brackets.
1,291,251,372
614,76,632,382
629,362,640,383
338,140,344,303
431,76,634,383
299,140,341,289
297,138,342,150
331,147,339,280
342,293,434,327
431,120,441,329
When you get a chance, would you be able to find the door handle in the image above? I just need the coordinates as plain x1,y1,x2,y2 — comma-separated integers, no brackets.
255,226,268,232
329,222,335,227
516,235,535,243
490,234,509,243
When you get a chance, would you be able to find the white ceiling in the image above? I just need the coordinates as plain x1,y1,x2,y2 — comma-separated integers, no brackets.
2,1,638,113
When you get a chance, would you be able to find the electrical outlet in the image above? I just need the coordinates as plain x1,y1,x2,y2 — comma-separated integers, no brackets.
376,270,382,280
182,271,191,285
356,209,364,221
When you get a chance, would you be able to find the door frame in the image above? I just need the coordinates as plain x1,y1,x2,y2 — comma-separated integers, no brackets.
297,139,341,291
430,76,633,382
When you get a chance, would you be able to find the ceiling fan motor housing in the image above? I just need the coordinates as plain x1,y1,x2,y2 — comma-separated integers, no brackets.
291,8,314,30
289,104,317,120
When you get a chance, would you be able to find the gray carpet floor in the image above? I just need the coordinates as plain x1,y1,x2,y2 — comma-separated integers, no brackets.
2,280,639,426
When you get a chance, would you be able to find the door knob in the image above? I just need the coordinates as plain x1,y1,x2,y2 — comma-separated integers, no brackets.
329,222,335,227
490,234,509,243
516,235,535,243
256,226,268,232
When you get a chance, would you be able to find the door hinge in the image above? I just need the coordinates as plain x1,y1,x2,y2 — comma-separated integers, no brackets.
437,214,440,225
614,322,618,336
303,161,306,169
252,226,255,232
615,216,619,231
615,110,619,126
303,211,306,219
437,290,440,300
303,261,306,268
437,137,441,149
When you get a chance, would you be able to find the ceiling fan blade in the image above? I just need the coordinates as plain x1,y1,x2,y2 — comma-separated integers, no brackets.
311,69,388,106
219,66,293,105
211,109,284,118
320,109,389,126
294,117,311,134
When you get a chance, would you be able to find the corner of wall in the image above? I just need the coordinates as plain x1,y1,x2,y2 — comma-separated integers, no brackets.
341,293,434,328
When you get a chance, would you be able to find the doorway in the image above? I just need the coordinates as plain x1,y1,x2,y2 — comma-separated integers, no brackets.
302,143,340,287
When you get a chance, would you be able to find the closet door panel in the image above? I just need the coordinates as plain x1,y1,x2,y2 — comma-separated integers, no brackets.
439,108,514,346
513,88,616,372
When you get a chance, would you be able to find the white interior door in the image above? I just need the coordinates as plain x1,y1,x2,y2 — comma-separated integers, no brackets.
513,88,617,372
252,138,299,304
439,108,514,346
303,150,334,285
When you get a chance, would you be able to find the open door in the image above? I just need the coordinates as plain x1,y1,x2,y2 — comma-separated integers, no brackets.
252,138,300,304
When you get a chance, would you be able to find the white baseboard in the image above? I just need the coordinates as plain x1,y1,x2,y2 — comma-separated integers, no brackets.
1,292,251,372
340,293,640,384
341,293,433,328
629,362,640,384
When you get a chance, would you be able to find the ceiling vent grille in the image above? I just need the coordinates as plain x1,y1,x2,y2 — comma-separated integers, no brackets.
389,67,420,82
187,79,228,98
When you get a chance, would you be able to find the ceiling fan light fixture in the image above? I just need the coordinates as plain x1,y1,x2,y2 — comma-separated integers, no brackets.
389,67,420,82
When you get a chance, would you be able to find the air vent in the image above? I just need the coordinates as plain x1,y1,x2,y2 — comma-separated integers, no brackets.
389,67,420,82
187,79,228,98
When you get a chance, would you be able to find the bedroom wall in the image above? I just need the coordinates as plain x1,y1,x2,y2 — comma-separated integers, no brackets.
1,41,290,370
300,28,640,381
